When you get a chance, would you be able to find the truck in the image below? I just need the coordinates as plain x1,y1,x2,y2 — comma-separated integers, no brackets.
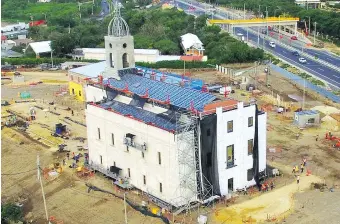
1,22,29,33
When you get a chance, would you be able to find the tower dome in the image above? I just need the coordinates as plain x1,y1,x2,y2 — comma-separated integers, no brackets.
107,1,130,37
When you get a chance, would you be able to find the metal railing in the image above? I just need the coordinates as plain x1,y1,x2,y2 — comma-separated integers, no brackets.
270,64,340,103
209,17,299,24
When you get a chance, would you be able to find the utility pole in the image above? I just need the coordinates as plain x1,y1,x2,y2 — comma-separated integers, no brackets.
124,193,128,224
266,58,271,86
278,15,281,42
257,27,260,46
308,17,311,36
302,79,306,110
184,60,186,76
254,61,258,88
37,154,49,222
243,3,246,19
313,22,317,45
266,7,269,38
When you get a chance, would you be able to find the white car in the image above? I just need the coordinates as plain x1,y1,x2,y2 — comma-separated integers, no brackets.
269,42,276,48
299,57,307,64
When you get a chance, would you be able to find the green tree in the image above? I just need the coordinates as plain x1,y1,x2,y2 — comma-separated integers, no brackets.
1,203,23,223
153,39,180,55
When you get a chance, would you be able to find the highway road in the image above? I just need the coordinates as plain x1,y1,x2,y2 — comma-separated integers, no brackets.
174,0,340,88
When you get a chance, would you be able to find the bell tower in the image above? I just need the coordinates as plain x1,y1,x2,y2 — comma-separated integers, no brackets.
102,0,135,80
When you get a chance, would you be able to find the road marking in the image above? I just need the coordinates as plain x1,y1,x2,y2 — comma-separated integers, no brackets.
317,68,325,72
276,52,340,87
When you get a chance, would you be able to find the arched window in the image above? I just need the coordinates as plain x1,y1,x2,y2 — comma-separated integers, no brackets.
122,53,129,68
110,53,114,68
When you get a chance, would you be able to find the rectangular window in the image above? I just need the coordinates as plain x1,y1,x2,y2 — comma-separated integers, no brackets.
307,118,315,124
226,145,234,168
111,133,115,145
248,139,253,155
248,117,254,127
207,129,211,136
160,183,163,193
100,155,103,164
97,128,101,140
158,152,161,165
247,168,254,181
128,168,131,178
143,175,146,185
227,121,233,133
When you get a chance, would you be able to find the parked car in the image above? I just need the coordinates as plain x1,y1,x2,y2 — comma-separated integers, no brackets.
292,51,300,56
40,63,52,71
291,36,298,40
269,42,276,48
1,64,16,71
299,57,307,64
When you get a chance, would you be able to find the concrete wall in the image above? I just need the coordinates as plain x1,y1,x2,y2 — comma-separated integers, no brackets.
85,85,107,102
258,113,267,173
86,105,196,207
12,75,25,83
216,102,266,195
69,81,85,101
134,54,158,63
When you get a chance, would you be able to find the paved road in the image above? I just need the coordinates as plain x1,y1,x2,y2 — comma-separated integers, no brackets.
174,0,340,88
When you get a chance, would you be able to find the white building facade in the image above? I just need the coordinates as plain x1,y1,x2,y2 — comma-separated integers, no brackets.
83,1,267,210
216,102,266,194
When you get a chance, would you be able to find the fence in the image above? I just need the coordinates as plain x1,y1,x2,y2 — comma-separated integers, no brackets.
270,64,340,103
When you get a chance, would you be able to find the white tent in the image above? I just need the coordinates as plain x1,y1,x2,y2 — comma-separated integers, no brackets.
26,41,51,56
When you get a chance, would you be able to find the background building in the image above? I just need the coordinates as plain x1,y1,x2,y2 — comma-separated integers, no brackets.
180,33,205,56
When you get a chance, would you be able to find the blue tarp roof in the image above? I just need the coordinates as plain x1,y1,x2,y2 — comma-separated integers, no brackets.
105,73,216,111
136,66,204,90
99,100,177,131
295,110,319,116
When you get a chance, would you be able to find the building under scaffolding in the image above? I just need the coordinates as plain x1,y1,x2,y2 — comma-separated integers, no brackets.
83,1,267,213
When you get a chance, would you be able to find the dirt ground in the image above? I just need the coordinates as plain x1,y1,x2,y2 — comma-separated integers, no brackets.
2,70,340,224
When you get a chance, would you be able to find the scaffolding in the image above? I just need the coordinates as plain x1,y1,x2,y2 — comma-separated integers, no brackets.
171,111,214,216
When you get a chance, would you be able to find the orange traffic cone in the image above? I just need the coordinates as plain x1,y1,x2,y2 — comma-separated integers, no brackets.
306,169,312,176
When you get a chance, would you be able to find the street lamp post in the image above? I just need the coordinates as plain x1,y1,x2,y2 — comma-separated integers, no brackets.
278,15,281,42
313,22,317,45
266,7,269,38
124,192,128,224
308,16,311,36
49,42,53,68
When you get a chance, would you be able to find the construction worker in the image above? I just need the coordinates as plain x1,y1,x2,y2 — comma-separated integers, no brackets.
66,152,70,160
316,134,319,141
297,175,300,184
303,158,307,167
296,133,300,140
301,164,304,173
295,165,299,173
292,166,296,174
270,181,275,190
